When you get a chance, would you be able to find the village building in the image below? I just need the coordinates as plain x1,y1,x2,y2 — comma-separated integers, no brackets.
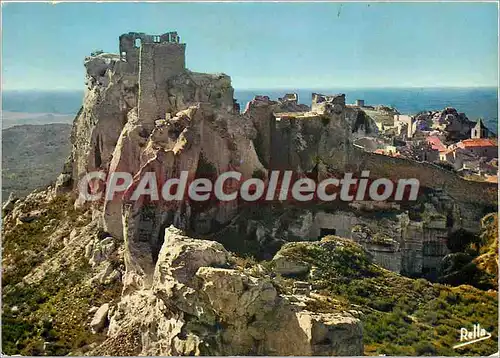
456,138,498,160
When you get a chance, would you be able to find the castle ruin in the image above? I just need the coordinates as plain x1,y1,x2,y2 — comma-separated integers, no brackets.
66,32,497,285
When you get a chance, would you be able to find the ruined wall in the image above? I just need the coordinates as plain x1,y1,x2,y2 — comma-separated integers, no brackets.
244,96,280,168
138,42,186,124
353,150,497,205
271,115,327,170
119,31,182,74
271,116,303,170
271,95,351,172
119,33,140,73
168,72,236,114
282,209,404,273
400,219,424,275
306,211,359,239
311,93,346,115
422,228,449,276
364,243,402,273
283,207,455,276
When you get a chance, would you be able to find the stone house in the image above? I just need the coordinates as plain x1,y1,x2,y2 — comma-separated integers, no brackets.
456,138,498,160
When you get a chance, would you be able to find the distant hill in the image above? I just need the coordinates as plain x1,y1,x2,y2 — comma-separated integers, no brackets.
2,111,75,129
2,123,72,200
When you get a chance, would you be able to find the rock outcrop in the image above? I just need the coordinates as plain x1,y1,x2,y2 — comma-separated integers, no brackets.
414,107,476,141
2,192,18,215
95,226,363,356
90,303,110,333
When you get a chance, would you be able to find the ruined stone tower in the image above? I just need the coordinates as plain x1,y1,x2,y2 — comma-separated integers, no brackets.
119,31,185,74
119,32,187,123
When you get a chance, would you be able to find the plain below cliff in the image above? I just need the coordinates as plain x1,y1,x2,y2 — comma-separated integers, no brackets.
2,123,72,200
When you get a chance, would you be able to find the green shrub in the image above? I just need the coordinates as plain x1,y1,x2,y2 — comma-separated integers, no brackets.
414,342,437,356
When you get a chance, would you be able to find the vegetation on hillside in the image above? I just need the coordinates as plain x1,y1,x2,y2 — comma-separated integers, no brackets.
269,229,498,356
2,194,122,356
438,214,498,290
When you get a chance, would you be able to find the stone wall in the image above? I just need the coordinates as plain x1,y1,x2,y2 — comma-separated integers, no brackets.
281,207,457,276
422,228,449,277
364,243,402,273
138,42,186,123
306,211,359,239
271,114,350,171
282,209,405,273
168,72,236,114
353,150,497,205
119,31,182,73
400,219,424,275
311,93,346,115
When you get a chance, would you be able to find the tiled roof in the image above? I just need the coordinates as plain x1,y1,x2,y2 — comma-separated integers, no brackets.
426,136,447,152
458,138,498,148
485,175,498,183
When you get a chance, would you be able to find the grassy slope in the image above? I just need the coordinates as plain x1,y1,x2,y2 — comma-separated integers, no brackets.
2,195,122,356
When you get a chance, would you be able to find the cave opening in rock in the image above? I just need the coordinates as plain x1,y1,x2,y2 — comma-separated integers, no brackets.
94,135,102,168
320,228,336,238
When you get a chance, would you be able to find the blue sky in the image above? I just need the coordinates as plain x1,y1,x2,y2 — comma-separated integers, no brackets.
2,2,498,90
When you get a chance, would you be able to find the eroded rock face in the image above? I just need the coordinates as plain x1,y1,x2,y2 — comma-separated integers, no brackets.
413,107,475,141
90,303,110,334
2,192,19,215
97,226,363,356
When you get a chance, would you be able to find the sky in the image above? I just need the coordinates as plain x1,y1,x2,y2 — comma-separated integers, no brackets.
1,1,499,90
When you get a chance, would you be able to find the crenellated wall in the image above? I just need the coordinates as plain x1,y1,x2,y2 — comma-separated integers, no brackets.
119,31,182,73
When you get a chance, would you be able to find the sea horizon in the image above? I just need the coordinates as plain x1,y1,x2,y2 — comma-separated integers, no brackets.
2,86,498,129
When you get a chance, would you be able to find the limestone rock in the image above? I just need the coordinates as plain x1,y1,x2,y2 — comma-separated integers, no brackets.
99,228,363,356
88,237,116,267
272,252,311,276
295,311,363,356
90,303,110,333
90,262,120,285
2,192,18,215
48,32,496,356
18,209,45,223
88,306,99,315
292,281,311,296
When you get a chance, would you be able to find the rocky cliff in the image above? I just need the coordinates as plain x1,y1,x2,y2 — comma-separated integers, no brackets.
92,226,363,356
